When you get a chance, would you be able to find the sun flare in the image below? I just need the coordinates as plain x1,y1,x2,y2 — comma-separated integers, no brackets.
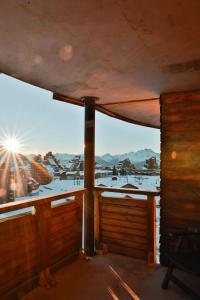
4,138,20,153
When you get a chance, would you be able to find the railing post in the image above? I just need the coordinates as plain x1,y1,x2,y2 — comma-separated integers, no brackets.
35,202,55,287
147,195,156,264
94,191,101,250
82,96,98,257
75,193,84,250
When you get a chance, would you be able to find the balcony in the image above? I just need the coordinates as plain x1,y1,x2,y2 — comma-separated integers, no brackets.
0,187,198,300
0,2,200,299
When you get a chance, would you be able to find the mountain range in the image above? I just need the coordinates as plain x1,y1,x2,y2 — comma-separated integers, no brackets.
55,149,160,168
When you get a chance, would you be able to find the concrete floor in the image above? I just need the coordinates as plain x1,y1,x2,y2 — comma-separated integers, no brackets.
23,253,199,300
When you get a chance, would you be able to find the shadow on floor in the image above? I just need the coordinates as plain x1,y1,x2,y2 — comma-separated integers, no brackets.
22,253,199,300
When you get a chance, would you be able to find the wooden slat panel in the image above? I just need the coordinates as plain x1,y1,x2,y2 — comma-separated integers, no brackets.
102,237,148,251
102,211,148,224
0,214,36,237
101,230,147,245
160,91,200,265
0,214,39,297
50,216,77,235
101,204,147,217
161,169,200,180
160,198,200,211
161,92,200,104
101,223,147,237
50,228,78,244
51,200,81,216
0,255,39,283
0,192,83,298
51,209,78,226
98,195,154,261
102,196,147,208
51,243,81,259
161,150,200,161
162,102,200,116
50,197,82,267
162,209,200,222
0,266,39,297
162,121,200,132
161,179,200,192
104,244,147,260
162,131,200,142
101,217,147,233
94,186,159,196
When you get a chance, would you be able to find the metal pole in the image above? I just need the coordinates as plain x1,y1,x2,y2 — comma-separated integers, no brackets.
82,96,98,256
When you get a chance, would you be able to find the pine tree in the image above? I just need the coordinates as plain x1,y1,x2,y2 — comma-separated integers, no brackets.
112,165,117,175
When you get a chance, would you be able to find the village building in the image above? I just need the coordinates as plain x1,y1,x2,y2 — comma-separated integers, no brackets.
30,161,52,185
121,183,138,189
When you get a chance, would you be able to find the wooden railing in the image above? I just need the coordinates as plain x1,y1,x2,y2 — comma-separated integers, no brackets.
0,188,84,300
94,186,160,264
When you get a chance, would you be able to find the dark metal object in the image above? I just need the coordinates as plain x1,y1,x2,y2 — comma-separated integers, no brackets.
162,229,200,300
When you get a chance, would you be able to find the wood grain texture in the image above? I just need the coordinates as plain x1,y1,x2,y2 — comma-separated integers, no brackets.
0,190,83,299
160,91,200,265
94,186,159,196
99,195,156,263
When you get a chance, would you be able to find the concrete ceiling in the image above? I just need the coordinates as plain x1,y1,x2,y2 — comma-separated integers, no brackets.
0,0,200,128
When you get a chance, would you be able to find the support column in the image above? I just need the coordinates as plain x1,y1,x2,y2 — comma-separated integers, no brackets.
82,96,98,256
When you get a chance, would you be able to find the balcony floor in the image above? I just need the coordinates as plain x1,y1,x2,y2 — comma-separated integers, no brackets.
23,253,199,300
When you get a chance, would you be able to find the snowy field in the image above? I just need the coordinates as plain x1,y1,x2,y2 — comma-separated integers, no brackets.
24,174,160,198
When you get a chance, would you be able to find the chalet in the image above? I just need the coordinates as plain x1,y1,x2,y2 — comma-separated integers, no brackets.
121,183,138,189
145,156,159,170
65,171,78,180
31,162,53,185
0,1,199,300
124,194,133,199
0,167,10,204
95,170,113,178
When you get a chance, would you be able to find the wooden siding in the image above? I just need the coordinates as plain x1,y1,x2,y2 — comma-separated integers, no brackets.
160,91,200,264
0,189,83,299
94,186,158,263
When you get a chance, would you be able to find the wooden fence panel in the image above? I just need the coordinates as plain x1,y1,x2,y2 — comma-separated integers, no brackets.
0,190,83,299
98,195,156,262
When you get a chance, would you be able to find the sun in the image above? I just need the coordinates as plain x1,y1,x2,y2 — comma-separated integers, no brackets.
4,138,20,153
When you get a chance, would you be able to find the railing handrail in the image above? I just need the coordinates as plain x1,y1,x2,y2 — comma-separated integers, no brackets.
0,188,85,214
94,186,160,196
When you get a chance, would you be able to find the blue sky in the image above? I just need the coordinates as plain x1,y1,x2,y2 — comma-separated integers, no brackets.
0,75,160,155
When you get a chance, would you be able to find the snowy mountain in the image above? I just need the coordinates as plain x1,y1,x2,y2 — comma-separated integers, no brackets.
120,149,160,163
101,153,114,162
53,149,160,168
54,153,79,162
97,149,159,164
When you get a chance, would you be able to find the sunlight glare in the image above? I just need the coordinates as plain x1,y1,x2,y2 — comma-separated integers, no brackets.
4,138,20,153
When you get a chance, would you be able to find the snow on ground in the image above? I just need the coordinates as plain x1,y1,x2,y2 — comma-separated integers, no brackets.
2,175,160,211
96,175,159,198
13,175,159,201
39,175,160,198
